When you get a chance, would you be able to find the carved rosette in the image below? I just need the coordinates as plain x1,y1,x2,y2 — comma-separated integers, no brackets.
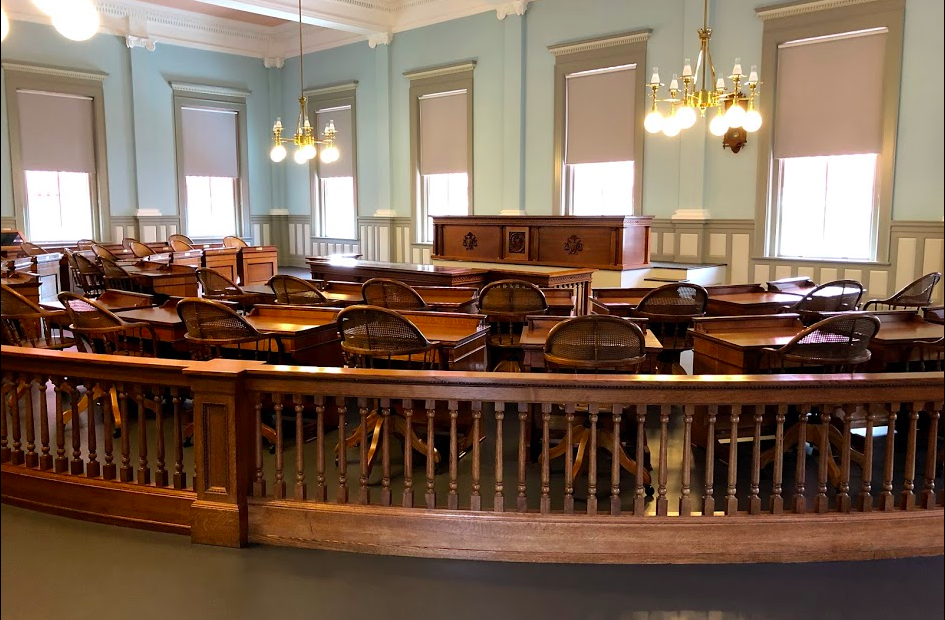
463,232,478,251
508,231,526,254
564,234,584,255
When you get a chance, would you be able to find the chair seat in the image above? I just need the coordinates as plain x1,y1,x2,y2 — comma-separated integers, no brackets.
23,335,76,351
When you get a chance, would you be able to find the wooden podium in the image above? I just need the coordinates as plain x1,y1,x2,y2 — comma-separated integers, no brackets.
432,215,651,270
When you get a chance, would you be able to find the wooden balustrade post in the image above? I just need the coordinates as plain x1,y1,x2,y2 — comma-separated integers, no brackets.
184,359,264,548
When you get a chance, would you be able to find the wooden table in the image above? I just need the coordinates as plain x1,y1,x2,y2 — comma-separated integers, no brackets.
832,310,944,371
307,258,489,287
766,277,817,294
590,287,650,316
519,315,663,372
42,289,156,313
1,270,41,305
237,246,279,285
123,261,198,298
690,314,805,374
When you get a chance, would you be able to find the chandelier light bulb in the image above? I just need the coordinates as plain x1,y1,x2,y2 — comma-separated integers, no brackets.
724,102,746,128
293,148,308,164
1,8,9,42
644,110,664,134
53,0,100,42
320,145,340,164
743,109,763,132
302,144,317,160
662,113,681,137
270,144,287,163
709,112,729,137
32,0,64,15
676,105,697,130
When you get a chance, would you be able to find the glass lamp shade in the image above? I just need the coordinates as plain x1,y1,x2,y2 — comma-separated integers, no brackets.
301,144,317,160
53,0,99,41
743,109,762,132
270,144,287,162
709,112,729,137
293,148,308,164
643,110,664,134
320,145,340,164
662,114,681,137
724,102,746,128
1,8,9,42
676,105,697,129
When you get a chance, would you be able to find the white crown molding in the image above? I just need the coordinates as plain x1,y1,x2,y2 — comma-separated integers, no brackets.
126,35,157,51
0,62,109,82
496,0,530,20
264,57,286,68
170,82,252,98
756,0,880,21
548,29,652,57
404,60,477,81
304,81,359,97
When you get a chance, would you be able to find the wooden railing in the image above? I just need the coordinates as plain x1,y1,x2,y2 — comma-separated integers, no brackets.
2,344,943,563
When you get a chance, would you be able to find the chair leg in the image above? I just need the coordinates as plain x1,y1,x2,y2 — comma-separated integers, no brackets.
598,430,651,485
392,416,440,464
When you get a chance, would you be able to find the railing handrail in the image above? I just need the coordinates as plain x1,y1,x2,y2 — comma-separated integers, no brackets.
0,345,193,386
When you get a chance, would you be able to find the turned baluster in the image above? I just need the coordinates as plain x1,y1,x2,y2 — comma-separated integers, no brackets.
9,376,23,465
294,394,307,501
703,405,717,516
747,406,762,515
679,405,694,517
587,403,599,515
171,389,184,490
69,380,83,475
792,404,809,514
152,387,166,487
563,403,575,514
38,376,52,471
770,404,787,514
315,396,326,502
0,376,9,463
135,388,149,484
101,384,115,480
402,399,414,508
52,379,67,473
656,404,670,516
85,383,100,479
424,399,436,509
336,399,348,504
610,403,622,516
24,377,38,468
814,406,831,514
879,404,898,511
448,401,460,510
725,405,740,516
632,405,646,515
539,402,552,514
858,405,875,512
493,401,505,513
470,401,482,511
380,398,392,507
274,398,286,499
921,404,941,509
898,402,921,511
253,395,265,497
517,402,528,513
118,385,132,482
836,405,854,513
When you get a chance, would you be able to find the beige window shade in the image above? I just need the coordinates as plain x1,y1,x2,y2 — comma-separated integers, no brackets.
419,90,468,175
316,105,353,178
774,29,887,159
18,90,96,173
566,65,636,165
181,107,239,178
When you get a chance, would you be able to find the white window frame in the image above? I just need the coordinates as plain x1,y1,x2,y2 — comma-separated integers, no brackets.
754,0,905,263
307,84,359,241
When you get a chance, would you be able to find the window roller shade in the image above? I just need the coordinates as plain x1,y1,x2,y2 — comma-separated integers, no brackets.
774,29,887,159
316,105,353,178
419,91,468,175
566,66,636,165
17,91,96,174
181,107,239,178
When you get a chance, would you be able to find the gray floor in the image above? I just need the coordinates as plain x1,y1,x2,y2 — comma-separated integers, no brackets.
2,504,942,620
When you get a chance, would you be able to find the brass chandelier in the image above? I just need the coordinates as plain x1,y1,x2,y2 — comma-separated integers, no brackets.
644,0,761,138
270,0,339,164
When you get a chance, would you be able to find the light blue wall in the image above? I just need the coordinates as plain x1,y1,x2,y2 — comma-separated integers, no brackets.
0,20,274,229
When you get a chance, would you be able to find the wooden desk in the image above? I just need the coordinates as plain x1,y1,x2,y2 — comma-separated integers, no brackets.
1,270,41,305
10,253,64,303
706,291,803,316
124,261,198,298
923,306,944,325
237,246,278,285
201,247,240,283
589,287,650,316
42,289,156,313
519,315,663,372
766,277,817,293
690,314,804,374
818,310,944,371
307,258,489,287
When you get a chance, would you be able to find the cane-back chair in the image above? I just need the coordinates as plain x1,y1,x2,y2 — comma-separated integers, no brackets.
100,258,141,292
19,241,47,256
361,278,428,310
267,274,329,306
196,268,257,310
222,235,249,249
790,279,864,325
758,313,882,487
863,272,941,311
167,234,195,251
75,239,96,251
91,244,121,263
478,280,548,371
176,298,284,363
70,252,107,297
126,238,155,259
1,284,74,350
631,282,707,371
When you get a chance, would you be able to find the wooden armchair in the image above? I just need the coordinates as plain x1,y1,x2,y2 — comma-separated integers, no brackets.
758,313,882,487
631,282,708,372
100,258,141,292
222,235,249,249
1,284,74,350
69,252,106,297
176,298,284,363
361,278,428,310
863,272,941,311
125,238,155,259
19,241,47,257
91,244,121,263
75,239,96,251
790,279,864,325
167,234,195,251
196,268,258,310
267,274,330,306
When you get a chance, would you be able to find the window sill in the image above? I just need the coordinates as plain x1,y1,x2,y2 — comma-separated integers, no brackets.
754,256,892,268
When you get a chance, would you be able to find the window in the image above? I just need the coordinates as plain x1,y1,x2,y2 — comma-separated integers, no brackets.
8,85,105,242
311,94,357,240
551,32,648,215
174,90,250,240
407,63,474,244
756,0,905,262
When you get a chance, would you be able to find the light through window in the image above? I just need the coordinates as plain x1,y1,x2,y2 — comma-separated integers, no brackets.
567,161,634,216
777,154,877,260
24,170,94,243
319,176,356,239
422,173,468,244
185,176,237,238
